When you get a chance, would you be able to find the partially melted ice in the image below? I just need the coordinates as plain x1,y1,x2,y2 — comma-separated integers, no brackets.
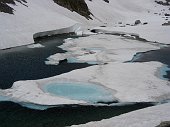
43,82,114,103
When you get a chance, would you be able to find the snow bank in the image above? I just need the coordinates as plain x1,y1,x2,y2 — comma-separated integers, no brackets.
86,0,168,24
33,23,82,39
93,24,170,44
71,103,170,127
0,0,77,49
86,0,170,44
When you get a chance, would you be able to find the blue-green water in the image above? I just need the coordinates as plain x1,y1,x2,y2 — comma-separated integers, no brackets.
67,57,98,65
0,96,9,101
43,82,114,103
160,65,170,81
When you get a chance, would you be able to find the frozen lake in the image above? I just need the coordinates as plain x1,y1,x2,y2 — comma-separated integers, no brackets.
0,34,90,89
0,34,169,127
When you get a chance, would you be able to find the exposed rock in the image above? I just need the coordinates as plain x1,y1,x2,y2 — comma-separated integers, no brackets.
103,0,109,3
134,20,141,25
0,0,27,14
165,13,170,16
100,25,106,27
143,22,148,25
53,0,92,19
0,0,93,19
155,0,170,6
162,21,170,26
90,29,96,33
156,121,170,127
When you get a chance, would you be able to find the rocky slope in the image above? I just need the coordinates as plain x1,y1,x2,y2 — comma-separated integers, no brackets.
53,0,92,19
0,0,110,19
0,0,27,14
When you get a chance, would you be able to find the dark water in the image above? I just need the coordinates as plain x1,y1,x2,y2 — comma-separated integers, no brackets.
0,101,154,127
0,35,165,127
133,46,170,80
0,35,90,89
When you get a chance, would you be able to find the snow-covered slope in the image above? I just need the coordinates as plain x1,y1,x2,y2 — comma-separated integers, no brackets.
0,0,170,49
0,0,77,49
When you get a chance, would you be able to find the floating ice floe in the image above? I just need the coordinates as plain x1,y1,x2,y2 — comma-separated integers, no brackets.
27,43,45,48
46,33,160,66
